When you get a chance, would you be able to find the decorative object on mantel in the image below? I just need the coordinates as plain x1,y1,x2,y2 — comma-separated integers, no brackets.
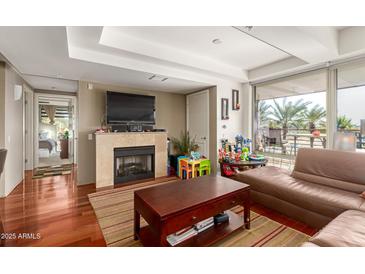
221,98,229,120
95,128,107,133
232,89,240,110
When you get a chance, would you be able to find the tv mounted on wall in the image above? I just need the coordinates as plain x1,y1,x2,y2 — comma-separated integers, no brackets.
106,91,155,125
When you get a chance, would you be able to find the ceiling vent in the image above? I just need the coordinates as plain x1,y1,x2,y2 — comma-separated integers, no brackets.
148,75,168,82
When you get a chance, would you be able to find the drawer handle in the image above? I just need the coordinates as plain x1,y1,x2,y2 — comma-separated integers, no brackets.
191,216,197,220
231,200,236,204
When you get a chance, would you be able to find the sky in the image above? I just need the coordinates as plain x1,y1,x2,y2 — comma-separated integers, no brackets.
261,87,365,127
337,86,365,126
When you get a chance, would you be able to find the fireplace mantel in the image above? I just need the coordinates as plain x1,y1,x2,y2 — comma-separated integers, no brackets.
95,132,167,188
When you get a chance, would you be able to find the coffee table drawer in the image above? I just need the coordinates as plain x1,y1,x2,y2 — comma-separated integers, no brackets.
164,192,245,235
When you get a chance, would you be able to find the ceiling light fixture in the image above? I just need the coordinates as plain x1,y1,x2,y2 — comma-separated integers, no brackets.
212,38,222,45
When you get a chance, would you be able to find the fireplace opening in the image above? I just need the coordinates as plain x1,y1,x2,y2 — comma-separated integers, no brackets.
114,146,155,184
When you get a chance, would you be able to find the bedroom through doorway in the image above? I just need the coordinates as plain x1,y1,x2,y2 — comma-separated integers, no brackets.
35,94,77,168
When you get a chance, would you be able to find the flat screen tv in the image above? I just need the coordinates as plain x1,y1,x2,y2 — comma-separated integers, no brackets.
106,91,155,124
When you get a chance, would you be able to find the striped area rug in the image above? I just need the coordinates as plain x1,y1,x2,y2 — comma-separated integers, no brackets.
32,164,73,179
88,178,310,247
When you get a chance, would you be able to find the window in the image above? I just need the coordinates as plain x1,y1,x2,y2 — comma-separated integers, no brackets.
337,62,365,150
254,70,328,169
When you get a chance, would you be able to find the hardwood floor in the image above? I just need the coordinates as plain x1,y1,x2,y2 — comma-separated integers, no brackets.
0,169,317,247
250,203,317,236
0,168,106,247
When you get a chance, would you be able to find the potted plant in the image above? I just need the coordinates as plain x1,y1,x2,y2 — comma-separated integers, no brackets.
169,131,199,174
63,130,69,140
171,131,199,156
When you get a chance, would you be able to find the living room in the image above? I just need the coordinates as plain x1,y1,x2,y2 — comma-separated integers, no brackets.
0,1,365,273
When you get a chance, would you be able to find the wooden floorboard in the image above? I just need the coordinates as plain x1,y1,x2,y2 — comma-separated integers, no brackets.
0,169,106,247
0,169,317,247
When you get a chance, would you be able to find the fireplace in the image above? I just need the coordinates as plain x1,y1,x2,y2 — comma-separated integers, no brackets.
114,146,155,184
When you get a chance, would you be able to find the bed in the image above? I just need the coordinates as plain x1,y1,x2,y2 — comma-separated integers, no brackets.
39,139,57,153
38,126,58,158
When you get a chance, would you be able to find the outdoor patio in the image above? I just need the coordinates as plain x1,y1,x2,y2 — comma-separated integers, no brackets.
258,128,365,171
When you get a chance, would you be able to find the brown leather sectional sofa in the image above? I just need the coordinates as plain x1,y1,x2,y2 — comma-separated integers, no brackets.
234,148,365,247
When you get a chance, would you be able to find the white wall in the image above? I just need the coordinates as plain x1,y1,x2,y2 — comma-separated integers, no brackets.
241,83,253,138
216,81,246,148
2,64,33,196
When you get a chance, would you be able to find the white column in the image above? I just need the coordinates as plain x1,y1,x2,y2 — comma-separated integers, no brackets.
327,68,337,149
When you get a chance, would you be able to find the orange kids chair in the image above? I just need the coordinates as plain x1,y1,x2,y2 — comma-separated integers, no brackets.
179,159,193,180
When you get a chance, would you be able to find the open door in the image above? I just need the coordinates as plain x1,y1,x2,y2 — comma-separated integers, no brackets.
34,93,77,168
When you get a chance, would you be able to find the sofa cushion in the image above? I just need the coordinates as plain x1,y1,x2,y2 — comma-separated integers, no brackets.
292,171,365,194
235,166,365,218
292,148,365,193
308,210,365,247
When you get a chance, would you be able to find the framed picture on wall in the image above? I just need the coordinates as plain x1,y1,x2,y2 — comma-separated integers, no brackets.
232,89,240,110
221,98,229,120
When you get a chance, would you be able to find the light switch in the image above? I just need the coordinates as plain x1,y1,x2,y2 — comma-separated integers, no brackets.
88,134,93,141
7,135,11,144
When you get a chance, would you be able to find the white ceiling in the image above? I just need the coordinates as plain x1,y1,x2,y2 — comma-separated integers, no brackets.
0,26,365,94
99,26,289,70
22,74,79,93
0,27,212,93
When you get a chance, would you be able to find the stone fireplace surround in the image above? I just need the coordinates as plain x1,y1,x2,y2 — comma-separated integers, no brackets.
95,132,167,188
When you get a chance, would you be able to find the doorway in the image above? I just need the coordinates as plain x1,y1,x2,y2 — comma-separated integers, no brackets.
34,94,77,168
186,90,210,158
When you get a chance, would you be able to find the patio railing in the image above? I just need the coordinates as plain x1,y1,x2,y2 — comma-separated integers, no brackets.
256,128,364,170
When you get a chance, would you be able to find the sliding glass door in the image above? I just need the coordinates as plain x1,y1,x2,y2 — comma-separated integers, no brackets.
336,61,365,151
253,69,328,169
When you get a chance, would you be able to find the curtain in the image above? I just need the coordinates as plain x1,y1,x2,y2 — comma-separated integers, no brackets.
42,105,56,125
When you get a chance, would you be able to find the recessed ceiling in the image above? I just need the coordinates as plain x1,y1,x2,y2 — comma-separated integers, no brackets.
100,26,290,70
0,26,364,94
0,26,211,94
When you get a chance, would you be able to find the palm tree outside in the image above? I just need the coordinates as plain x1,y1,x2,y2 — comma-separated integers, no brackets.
304,104,327,132
270,98,311,140
258,101,271,125
337,115,357,130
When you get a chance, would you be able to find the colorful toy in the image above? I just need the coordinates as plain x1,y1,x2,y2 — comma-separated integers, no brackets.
235,134,243,152
235,152,241,162
249,153,265,161
190,151,201,160
222,164,236,177
219,135,254,163
241,147,249,161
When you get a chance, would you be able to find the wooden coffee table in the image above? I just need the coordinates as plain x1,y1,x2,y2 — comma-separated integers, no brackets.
134,175,250,247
